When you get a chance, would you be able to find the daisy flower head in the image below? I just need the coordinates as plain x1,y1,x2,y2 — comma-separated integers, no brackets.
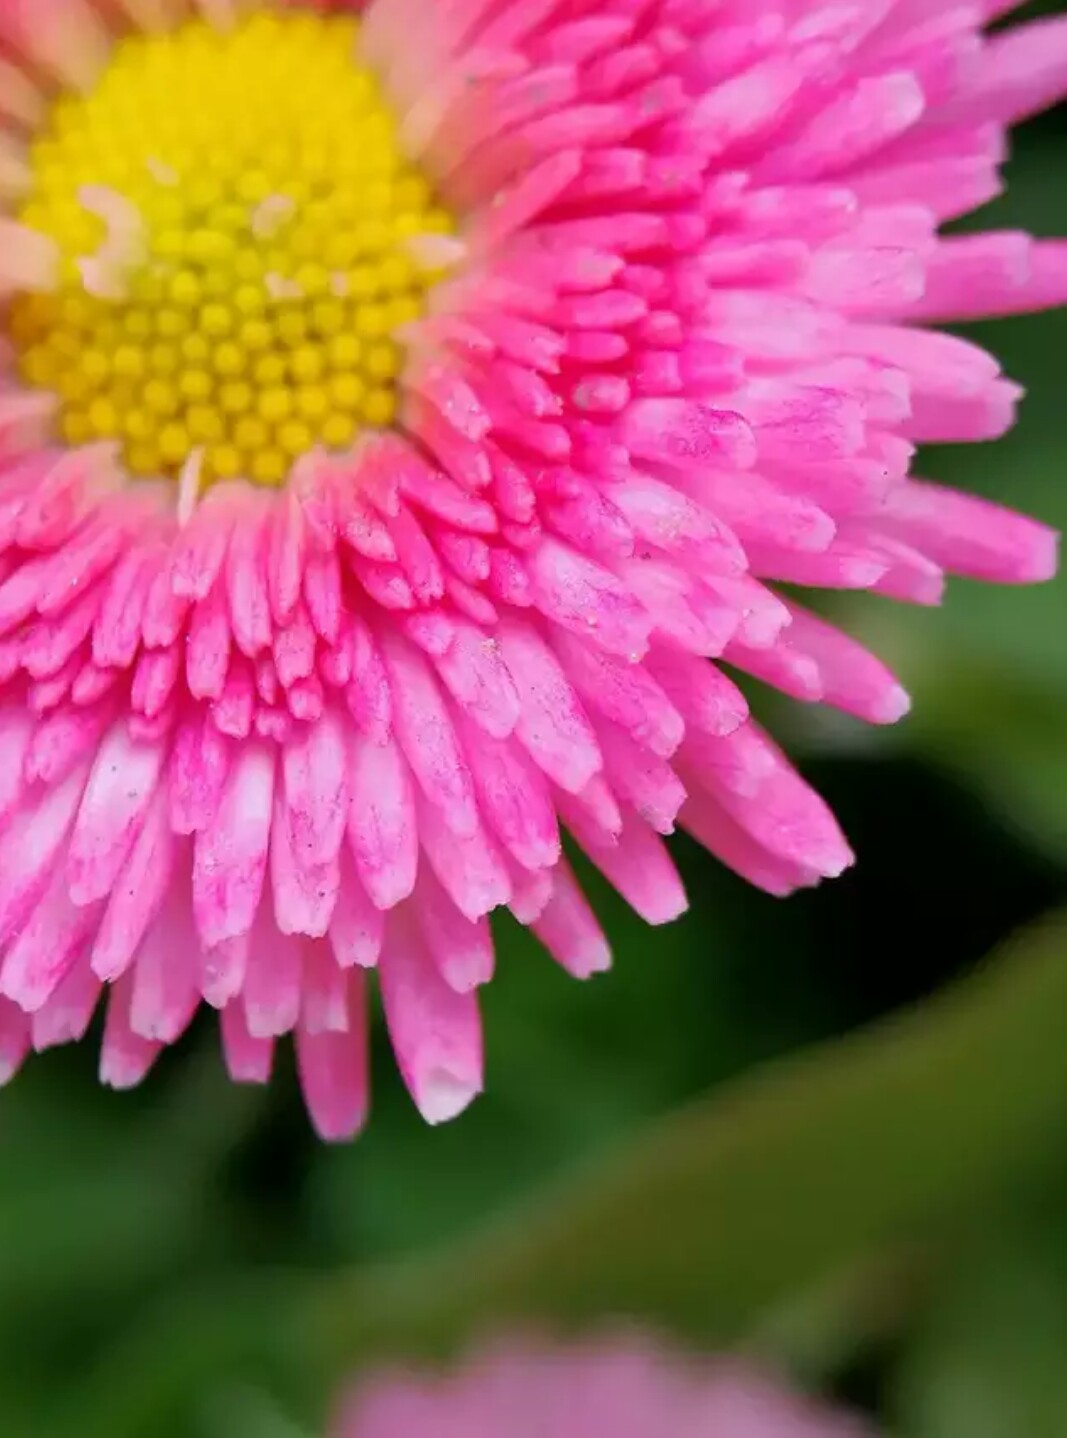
0,0,1063,1138
333,1337,876,1438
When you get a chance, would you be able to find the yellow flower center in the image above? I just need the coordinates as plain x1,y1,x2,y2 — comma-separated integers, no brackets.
10,11,453,489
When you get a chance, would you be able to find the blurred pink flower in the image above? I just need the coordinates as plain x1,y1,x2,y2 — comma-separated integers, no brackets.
334,1337,875,1438
0,0,1063,1135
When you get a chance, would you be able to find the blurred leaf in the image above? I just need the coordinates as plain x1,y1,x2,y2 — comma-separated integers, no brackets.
834,603,1067,866
302,908,1067,1376
57,909,1067,1438
751,1247,932,1384
202,1386,316,1438
305,845,844,1267
893,1221,1067,1438
0,1048,263,1309
46,1274,322,1438
0,1043,270,1433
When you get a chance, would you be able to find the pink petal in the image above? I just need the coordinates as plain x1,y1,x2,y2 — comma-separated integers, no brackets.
346,732,419,910
414,867,495,992
220,1000,274,1085
67,724,165,905
193,743,275,948
329,848,385,970
533,861,612,979
379,914,484,1125
296,974,370,1142
99,973,161,1091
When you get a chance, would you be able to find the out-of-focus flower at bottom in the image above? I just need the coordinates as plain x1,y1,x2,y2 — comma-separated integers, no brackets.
332,1337,874,1438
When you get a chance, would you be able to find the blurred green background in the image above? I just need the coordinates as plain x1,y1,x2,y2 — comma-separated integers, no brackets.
7,4,1067,1434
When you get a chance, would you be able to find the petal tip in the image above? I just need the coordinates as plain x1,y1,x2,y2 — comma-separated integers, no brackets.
417,1068,481,1125
875,684,912,725
99,1055,144,1092
572,938,613,979
1023,526,1060,584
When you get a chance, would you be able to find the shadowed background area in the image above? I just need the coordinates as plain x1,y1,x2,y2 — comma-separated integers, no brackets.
4,3,1067,1435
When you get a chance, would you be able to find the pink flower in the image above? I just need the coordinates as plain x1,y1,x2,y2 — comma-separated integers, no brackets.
333,1337,875,1437
0,0,1062,1137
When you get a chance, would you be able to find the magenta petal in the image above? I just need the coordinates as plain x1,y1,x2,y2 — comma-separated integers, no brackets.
0,0,1056,1141
380,914,483,1125
334,1339,880,1438
192,743,275,949
296,976,370,1142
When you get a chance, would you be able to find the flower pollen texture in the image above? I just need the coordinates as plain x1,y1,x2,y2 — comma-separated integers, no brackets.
334,1337,877,1438
11,13,449,489
0,0,1063,1139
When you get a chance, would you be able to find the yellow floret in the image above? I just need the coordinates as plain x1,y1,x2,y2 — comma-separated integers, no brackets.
12,11,453,489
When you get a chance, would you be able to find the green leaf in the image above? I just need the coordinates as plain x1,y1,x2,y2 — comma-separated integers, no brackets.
303,909,1067,1373
893,1220,1067,1438
307,851,838,1268
828,602,1067,865
0,1044,270,1434
64,910,1067,1437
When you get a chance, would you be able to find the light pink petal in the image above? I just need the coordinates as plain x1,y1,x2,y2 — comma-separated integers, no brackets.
329,848,385,970
695,726,855,881
567,807,689,926
554,630,685,759
31,957,100,1051
379,914,483,1125
947,16,1067,127
168,713,227,827
242,902,304,1040
220,1000,274,1085
457,714,560,872
193,743,275,948
100,972,162,1091
301,938,350,1035
769,606,911,725
296,971,370,1142
419,796,512,923
0,861,101,1013
128,875,200,1045
68,725,165,905
347,732,419,910
497,619,602,793
595,721,687,836
282,709,349,869
414,867,495,993
0,764,87,946
878,479,1058,584
532,860,612,979
270,791,340,939
92,793,177,983
379,629,479,837
434,621,521,740
527,537,652,658
0,998,29,1083
0,705,34,827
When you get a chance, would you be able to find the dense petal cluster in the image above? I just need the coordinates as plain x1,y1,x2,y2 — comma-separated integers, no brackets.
0,0,1063,1136
334,1338,876,1438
